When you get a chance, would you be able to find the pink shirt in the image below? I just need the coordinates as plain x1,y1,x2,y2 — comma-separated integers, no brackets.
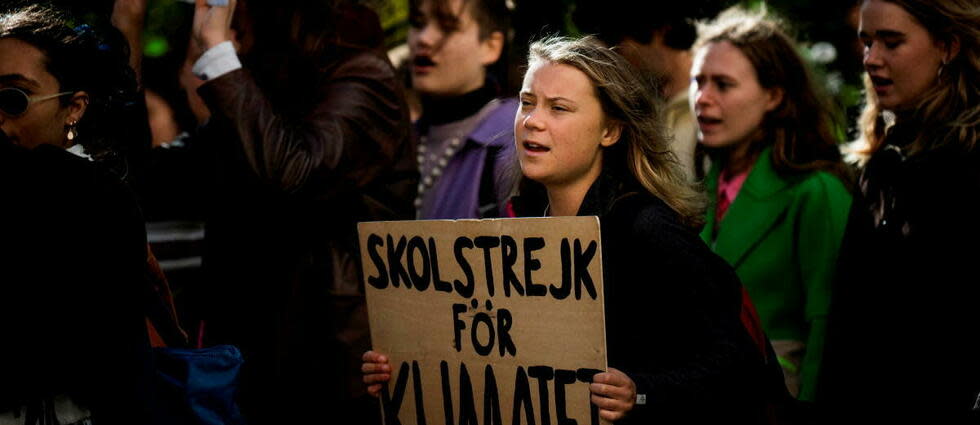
716,167,752,223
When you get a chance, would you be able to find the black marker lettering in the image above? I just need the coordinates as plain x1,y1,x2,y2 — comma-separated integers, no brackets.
366,233,388,289
576,369,602,425
523,237,546,296
528,366,554,425
430,237,452,293
574,239,598,300
501,236,524,297
440,361,455,425
387,235,411,288
550,238,572,300
459,363,478,425
474,236,500,297
512,366,536,425
407,236,430,291
454,237,475,298
452,303,467,352
484,365,503,425
497,308,516,357
554,369,577,425
412,361,427,425
471,312,496,356
381,361,410,425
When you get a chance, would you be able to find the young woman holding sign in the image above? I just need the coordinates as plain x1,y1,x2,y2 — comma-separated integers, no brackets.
365,36,782,424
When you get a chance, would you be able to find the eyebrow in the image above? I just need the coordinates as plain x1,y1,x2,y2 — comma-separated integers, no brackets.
693,73,736,82
0,74,41,89
859,29,906,38
520,92,577,104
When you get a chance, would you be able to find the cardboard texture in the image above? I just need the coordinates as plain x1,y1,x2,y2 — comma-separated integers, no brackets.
359,217,608,425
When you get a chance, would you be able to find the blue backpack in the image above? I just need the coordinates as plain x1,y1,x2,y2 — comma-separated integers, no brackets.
154,345,245,425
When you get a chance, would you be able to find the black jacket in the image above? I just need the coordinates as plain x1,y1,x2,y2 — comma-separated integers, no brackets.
821,123,980,423
0,139,154,424
514,172,774,424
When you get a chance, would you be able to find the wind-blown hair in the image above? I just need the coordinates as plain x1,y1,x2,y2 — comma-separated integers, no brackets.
523,36,706,228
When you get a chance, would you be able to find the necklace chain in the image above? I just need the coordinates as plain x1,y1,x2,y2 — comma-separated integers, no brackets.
414,135,464,210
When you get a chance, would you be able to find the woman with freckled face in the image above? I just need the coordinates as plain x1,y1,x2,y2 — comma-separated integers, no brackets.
366,36,780,423
690,8,852,402
820,0,980,422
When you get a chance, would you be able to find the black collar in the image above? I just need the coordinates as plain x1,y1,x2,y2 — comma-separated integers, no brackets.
418,80,499,127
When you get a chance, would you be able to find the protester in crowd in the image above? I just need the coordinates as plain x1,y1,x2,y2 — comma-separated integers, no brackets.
573,0,731,179
690,8,853,401
187,0,416,422
821,0,980,422
0,4,155,424
410,0,518,219
365,36,784,424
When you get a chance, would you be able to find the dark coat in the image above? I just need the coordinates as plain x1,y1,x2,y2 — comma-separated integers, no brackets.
0,140,154,425
820,123,980,423
514,172,774,424
195,46,415,423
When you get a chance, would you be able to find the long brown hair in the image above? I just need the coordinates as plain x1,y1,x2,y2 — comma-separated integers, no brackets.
851,0,979,161
238,0,385,110
523,36,707,228
695,7,849,180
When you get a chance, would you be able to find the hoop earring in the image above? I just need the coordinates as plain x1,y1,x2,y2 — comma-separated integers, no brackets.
66,121,78,142
937,59,948,79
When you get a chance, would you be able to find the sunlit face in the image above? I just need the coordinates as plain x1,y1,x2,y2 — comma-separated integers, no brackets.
691,40,780,150
859,0,949,111
408,0,502,97
515,61,620,189
0,38,81,149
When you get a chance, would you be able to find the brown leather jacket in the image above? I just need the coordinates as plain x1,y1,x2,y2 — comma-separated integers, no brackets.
196,47,415,423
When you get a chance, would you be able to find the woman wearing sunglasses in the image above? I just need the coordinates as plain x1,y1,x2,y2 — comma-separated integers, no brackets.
0,6,140,162
821,0,980,422
0,4,156,425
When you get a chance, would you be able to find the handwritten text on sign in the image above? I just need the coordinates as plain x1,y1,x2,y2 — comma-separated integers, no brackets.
359,217,608,425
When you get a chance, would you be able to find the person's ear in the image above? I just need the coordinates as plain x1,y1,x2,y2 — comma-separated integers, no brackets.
939,35,961,63
600,122,622,147
480,30,504,66
765,87,784,112
65,91,89,125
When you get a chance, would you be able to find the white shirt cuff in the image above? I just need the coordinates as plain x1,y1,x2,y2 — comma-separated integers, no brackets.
192,41,241,80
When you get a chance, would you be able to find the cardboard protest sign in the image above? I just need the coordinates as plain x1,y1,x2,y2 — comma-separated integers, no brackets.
359,217,608,425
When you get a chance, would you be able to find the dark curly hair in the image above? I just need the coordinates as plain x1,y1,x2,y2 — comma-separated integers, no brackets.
0,2,140,164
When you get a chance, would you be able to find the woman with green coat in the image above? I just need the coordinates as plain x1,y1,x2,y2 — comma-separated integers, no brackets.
690,8,852,400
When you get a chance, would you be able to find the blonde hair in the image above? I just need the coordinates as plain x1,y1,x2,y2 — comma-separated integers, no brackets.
852,0,980,162
525,36,706,228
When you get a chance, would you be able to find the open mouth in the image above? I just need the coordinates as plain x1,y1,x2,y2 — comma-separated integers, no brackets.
870,76,893,88
697,116,722,125
523,141,550,153
413,55,436,68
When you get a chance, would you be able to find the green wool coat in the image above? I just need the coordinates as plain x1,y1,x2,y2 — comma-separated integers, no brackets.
701,148,851,401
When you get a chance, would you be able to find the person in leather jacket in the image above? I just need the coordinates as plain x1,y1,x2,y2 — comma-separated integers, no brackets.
188,0,416,423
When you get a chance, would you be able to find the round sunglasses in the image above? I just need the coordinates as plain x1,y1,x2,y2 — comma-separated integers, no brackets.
0,87,73,117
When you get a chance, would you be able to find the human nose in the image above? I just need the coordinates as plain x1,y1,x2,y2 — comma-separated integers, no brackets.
693,82,713,109
412,22,441,50
863,42,883,70
521,107,545,132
